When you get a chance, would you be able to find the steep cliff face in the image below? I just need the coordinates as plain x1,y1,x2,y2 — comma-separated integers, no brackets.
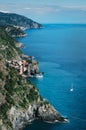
0,26,42,129
0,15,67,130
8,101,66,130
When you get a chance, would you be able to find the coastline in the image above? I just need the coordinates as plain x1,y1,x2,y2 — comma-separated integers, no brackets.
0,13,68,130
9,101,68,130
16,29,69,127
8,27,68,130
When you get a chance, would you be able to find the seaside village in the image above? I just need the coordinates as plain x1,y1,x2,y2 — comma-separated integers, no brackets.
6,54,43,78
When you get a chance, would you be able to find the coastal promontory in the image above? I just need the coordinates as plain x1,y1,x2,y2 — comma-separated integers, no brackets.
0,12,67,130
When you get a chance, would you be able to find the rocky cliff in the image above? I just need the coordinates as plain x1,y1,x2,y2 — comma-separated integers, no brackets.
0,14,67,130
8,101,66,130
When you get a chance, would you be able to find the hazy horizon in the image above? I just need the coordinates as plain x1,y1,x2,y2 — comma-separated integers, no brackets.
0,0,86,24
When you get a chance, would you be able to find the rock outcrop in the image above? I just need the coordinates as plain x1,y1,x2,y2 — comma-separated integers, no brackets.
8,101,67,130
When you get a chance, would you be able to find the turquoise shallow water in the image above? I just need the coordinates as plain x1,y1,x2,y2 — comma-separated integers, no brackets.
19,24,86,130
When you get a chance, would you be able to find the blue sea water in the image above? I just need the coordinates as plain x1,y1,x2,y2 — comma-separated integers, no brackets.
19,24,86,130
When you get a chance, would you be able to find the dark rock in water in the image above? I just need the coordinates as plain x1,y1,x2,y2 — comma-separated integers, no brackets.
8,101,68,130
37,101,68,123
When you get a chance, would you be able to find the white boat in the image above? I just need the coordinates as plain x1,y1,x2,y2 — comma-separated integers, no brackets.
70,83,74,92
70,87,74,92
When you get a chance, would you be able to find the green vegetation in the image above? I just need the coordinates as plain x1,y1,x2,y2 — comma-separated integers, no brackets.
0,71,4,80
0,26,22,60
0,18,42,129
0,12,42,29
0,12,45,130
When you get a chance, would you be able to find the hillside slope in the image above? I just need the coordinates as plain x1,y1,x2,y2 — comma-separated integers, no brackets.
0,12,42,29
0,14,67,130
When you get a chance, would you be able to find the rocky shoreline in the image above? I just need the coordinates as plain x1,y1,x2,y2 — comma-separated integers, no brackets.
8,39,68,130
5,40,68,130
8,101,68,130
0,12,68,130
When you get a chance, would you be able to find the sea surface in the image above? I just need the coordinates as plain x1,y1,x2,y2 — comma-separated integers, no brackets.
19,24,86,130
